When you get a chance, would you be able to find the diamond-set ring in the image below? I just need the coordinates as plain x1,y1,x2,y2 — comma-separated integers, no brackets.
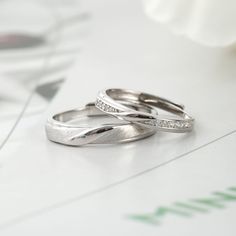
95,89,194,133
45,88,194,146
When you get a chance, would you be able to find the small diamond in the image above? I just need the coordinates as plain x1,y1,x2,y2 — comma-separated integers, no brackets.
174,121,181,128
156,120,161,127
163,120,169,127
105,105,108,110
168,121,175,128
184,121,191,128
156,120,164,127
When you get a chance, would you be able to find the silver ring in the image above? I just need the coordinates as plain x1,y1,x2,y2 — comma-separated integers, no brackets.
95,88,194,133
45,103,157,146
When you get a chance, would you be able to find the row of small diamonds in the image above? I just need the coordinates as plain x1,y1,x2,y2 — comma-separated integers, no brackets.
95,99,120,113
156,119,192,129
96,99,193,129
143,119,192,129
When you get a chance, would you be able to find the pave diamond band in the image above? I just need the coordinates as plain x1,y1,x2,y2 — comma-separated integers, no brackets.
96,89,194,133
46,88,195,147
95,99,120,113
153,119,193,131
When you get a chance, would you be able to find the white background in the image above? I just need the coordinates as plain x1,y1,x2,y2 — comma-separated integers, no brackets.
0,0,236,234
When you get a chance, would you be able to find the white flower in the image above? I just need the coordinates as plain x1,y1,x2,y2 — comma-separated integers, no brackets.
143,0,236,47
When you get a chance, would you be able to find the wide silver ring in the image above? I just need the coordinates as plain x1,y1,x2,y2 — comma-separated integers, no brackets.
95,88,194,133
45,103,157,146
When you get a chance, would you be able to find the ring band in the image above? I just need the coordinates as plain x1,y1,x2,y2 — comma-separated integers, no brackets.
45,103,157,146
95,89,194,133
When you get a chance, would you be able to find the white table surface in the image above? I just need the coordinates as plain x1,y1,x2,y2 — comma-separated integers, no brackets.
0,0,236,234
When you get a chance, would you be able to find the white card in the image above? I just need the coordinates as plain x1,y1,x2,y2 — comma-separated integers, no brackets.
0,0,236,233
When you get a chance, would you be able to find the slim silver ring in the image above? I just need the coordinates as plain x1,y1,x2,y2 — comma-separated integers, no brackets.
95,88,194,133
45,103,157,146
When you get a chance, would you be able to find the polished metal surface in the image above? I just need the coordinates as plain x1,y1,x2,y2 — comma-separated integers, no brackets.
45,103,157,146
96,88,194,133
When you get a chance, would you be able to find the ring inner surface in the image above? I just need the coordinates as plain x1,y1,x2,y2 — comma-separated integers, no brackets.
106,89,188,119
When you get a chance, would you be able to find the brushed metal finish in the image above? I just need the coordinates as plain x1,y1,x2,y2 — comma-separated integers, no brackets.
45,103,157,146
